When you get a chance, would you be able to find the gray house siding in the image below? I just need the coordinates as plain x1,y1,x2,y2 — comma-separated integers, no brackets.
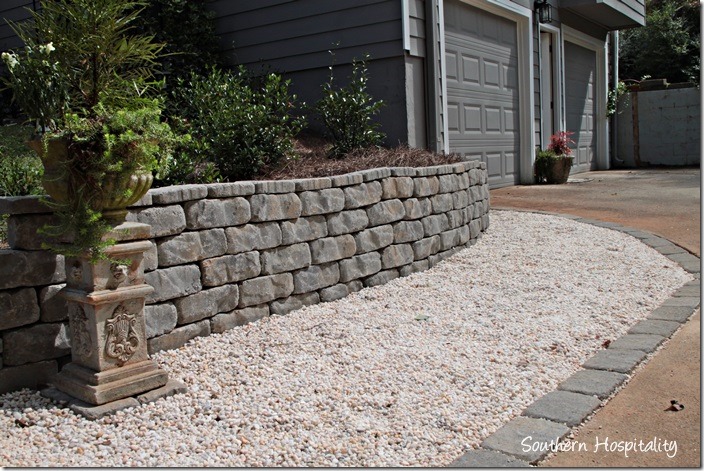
210,0,410,145
0,1,33,52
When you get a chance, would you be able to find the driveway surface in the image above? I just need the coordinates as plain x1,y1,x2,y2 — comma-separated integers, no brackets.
490,167,700,467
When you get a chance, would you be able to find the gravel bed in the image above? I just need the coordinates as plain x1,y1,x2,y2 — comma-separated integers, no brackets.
0,211,693,467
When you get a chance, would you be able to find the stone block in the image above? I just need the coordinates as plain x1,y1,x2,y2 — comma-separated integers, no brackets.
469,186,483,203
413,176,440,197
354,225,394,254
126,205,186,238
299,188,345,216
143,241,158,272
270,292,319,315
414,166,440,176
366,199,406,227
458,225,471,245
522,390,601,427
447,209,466,229
2,322,70,366
150,185,207,204
470,219,482,238
583,349,648,374
352,168,391,182
452,190,470,210
174,284,240,325
260,243,311,275
238,273,294,308
0,195,48,215
147,320,210,354
403,198,432,220
400,259,430,277
481,417,570,463
558,369,628,399
6,213,59,250
327,210,369,236
309,234,356,264
0,287,40,330
628,319,681,337
320,283,349,302
412,235,441,260
456,172,470,189
449,450,530,468
144,303,178,339
249,193,302,222
0,360,58,395
430,193,454,214
607,333,665,352
392,220,424,244
381,177,414,199
145,265,202,304
339,252,382,283
330,173,364,187
439,228,461,251
661,296,700,309
39,284,68,322
673,281,700,297
648,305,697,323
281,216,328,245
364,269,399,287
343,181,383,209
200,251,261,287
254,180,295,194
289,177,332,191
210,305,269,333
206,182,255,198
346,280,364,294
226,222,282,254
184,197,251,230
381,244,414,269
438,174,460,193
0,249,65,290
422,214,449,236
293,262,340,294
157,229,227,267
389,167,416,177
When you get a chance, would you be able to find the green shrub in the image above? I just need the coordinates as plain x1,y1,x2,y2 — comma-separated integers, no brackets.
171,67,304,181
0,124,44,196
315,56,385,157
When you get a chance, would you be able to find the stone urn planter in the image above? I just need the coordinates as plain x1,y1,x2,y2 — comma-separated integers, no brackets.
544,156,573,184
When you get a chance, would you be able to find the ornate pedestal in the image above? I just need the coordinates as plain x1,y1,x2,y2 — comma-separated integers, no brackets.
50,222,170,407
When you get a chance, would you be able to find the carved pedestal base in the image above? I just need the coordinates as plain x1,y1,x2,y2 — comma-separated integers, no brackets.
46,222,176,412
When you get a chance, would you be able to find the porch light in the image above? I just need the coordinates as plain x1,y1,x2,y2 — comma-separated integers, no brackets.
535,0,552,23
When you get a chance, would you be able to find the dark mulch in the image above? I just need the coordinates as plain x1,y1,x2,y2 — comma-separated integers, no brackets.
255,133,461,181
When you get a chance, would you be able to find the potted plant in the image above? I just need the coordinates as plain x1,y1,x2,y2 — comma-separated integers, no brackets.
534,131,575,184
1,0,179,261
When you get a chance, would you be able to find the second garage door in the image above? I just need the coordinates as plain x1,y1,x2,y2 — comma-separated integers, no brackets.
565,41,597,173
444,0,520,188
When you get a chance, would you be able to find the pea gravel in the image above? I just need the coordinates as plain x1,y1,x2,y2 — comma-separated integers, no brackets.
0,211,692,467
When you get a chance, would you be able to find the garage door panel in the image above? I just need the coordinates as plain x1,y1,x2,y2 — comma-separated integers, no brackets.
565,41,597,174
445,0,520,188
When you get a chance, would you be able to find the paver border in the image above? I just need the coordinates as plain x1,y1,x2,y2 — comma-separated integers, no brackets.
449,210,700,467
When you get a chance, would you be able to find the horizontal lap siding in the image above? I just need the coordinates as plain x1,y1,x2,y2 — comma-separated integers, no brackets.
0,1,33,52
211,0,404,72
409,0,425,58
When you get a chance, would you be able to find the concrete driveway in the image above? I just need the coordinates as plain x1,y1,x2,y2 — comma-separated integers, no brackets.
490,167,701,467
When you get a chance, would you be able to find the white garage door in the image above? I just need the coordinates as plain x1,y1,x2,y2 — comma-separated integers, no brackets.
444,0,520,188
565,41,597,173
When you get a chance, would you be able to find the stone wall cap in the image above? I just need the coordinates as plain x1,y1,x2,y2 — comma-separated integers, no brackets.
254,180,296,194
0,196,51,215
289,177,333,191
206,182,256,198
150,185,207,205
389,167,416,177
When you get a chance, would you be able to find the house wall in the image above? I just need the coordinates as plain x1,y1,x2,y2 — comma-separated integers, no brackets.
0,162,490,395
210,0,410,146
615,86,701,167
0,1,32,53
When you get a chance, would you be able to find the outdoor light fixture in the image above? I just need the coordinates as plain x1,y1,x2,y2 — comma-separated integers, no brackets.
535,0,552,23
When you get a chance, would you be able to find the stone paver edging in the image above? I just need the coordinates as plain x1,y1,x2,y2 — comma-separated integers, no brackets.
449,210,701,467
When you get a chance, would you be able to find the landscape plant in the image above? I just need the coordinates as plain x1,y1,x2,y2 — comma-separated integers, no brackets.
1,0,180,260
535,131,574,184
171,66,304,181
314,55,385,157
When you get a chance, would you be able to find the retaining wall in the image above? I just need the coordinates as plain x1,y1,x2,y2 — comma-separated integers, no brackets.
0,161,490,394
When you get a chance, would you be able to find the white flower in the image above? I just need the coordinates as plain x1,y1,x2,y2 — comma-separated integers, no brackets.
39,42,55,55
1,52,19,70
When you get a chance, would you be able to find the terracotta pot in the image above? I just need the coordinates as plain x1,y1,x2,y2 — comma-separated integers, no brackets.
28,138,153,223
545,156,573,184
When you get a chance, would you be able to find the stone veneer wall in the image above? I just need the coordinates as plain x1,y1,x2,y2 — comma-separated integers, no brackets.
0,162,490,394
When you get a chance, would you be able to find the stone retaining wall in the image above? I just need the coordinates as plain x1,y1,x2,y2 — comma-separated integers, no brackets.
0,161,490,394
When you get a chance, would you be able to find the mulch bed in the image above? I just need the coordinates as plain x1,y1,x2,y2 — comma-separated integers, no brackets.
255,133,462,181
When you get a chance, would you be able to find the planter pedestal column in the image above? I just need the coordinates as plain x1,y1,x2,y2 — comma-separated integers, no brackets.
42,222,184,417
